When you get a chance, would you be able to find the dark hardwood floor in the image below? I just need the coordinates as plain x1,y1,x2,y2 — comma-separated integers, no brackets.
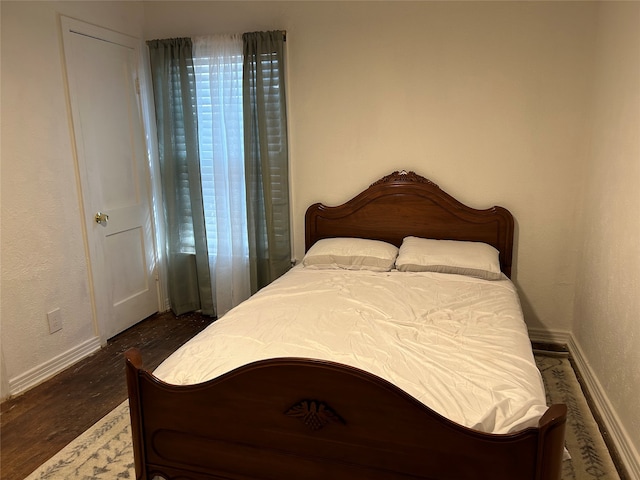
0,311,214,480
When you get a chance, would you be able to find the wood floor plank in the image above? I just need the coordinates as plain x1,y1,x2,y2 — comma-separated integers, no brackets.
0,311,213,480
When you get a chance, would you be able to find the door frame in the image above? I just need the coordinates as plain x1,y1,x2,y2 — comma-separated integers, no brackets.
60,16,165,343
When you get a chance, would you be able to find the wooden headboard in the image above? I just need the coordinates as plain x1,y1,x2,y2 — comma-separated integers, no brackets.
305,170,515,277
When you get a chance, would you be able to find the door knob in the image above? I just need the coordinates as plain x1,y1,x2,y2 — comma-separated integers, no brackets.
95,212,109,226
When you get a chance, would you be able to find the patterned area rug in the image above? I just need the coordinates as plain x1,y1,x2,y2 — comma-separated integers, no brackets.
24,400,133,480
25,353,620,480
535,352,620,480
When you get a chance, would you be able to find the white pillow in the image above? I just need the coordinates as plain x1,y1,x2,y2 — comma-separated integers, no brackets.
395,236,502,280
303,238,398,272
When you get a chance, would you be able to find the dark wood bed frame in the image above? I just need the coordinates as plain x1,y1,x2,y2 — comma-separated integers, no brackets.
126,170,566,480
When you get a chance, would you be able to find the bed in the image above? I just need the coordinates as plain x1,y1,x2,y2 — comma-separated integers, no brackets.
125,170,566,480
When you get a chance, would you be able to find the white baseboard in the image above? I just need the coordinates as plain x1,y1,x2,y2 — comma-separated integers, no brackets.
530,328,639,479
528,327,572,347
567,336,640,480
8,337,102,397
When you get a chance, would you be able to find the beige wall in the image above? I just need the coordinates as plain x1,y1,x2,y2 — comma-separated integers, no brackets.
287,2,595,338
144,1,596,335
1,1,145,391
574,1,640,464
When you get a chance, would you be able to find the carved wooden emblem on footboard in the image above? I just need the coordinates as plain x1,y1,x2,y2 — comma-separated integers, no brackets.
285,400,346,431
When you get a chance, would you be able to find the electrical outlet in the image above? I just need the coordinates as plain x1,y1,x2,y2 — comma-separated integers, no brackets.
47,308,62,334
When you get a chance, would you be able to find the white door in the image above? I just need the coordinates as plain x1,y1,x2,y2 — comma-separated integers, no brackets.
61,17,159,339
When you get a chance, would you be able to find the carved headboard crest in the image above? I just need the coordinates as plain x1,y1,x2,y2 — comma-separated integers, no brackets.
370,170,439,188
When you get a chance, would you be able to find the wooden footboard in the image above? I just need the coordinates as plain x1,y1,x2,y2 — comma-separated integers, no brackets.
125,348,566,480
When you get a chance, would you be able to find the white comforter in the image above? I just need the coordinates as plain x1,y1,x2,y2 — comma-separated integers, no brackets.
154,266,548,434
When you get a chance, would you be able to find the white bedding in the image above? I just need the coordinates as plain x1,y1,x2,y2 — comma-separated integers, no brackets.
154,266,548,434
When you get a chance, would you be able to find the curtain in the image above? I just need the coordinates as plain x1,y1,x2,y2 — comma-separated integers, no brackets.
243,31,291,293
147,38,214,316
193,35,251,317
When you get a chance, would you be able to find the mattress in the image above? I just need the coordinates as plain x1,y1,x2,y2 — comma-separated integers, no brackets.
154,266,548,434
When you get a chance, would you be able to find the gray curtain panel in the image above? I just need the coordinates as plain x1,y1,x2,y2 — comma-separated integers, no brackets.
147,38,214,316
243,31,292,293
